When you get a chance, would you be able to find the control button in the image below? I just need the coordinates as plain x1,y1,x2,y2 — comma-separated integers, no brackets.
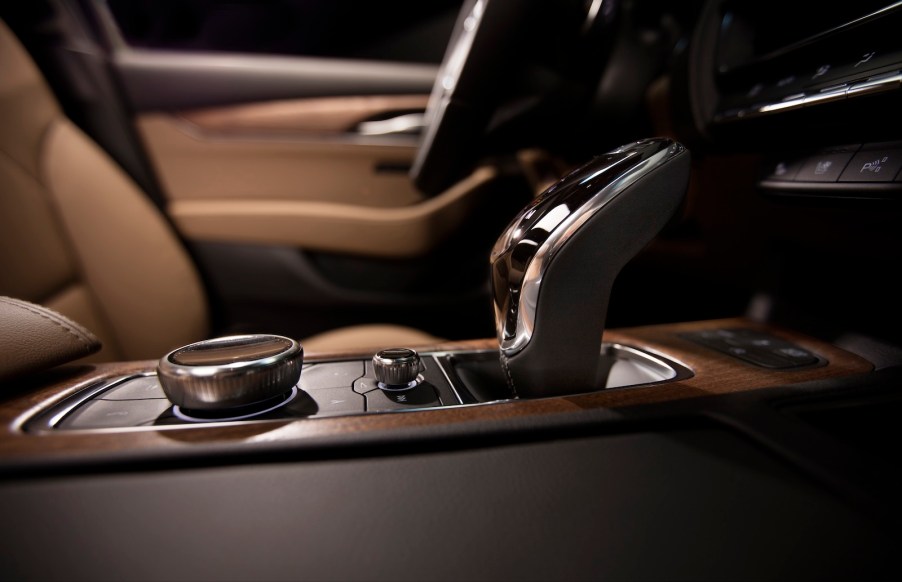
765,158,802,181
99,376,167,400
796,147,858,182
352,374,380,395
157,334,303,410
306,387,365,416
365,383,441,412
299,361,365,390
60,399,172,429
373,348,424,390
839,147,902,182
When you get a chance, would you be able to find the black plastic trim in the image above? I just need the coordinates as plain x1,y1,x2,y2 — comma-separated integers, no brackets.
114,49,437,111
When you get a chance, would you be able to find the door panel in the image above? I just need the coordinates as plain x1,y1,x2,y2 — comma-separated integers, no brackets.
76,0,525,341
165,167,496,258
136,104,425,208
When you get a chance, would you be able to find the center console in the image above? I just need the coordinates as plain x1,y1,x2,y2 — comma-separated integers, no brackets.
23,340,698,432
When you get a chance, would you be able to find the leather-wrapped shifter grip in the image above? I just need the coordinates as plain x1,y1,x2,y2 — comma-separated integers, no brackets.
490,138,690,397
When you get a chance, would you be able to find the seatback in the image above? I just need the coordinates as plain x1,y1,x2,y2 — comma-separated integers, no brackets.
0,19,209,361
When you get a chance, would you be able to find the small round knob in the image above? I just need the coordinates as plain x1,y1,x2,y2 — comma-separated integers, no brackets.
373,348,423,390
157,334,303,410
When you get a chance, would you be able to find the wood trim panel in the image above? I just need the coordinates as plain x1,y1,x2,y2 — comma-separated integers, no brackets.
0,318,874,463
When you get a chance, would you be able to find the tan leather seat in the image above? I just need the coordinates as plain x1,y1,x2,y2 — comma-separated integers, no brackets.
0,19,440,362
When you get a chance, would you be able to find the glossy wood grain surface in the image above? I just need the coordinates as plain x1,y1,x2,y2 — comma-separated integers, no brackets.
0,318,874,463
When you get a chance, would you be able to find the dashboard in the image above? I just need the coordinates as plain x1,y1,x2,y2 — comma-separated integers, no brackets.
684,0,902,198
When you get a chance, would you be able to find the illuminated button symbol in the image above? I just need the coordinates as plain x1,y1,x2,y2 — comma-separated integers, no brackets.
854,51,876,67
814,160,833,175
812,64,830,79
779,348,811,359
777,75,796,88
860,157,889,173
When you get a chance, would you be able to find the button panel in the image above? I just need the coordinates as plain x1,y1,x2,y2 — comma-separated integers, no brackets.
760,142,902,199
795,149,855,182
45,352,465,431
681,329,821,370
715,45,902,123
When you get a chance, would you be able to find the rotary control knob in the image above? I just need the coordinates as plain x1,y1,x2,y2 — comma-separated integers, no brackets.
373,348,424,391
157,334,303,410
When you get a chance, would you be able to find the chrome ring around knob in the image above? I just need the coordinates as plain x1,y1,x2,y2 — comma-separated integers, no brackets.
157,334,303,410
373,348,424,391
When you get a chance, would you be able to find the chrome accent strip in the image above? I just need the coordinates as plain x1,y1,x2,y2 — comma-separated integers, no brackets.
356,113,425,136
802,84,850,106
847,70,902,98
757,93,807,114
490,138,685,356
170,115,420,149
21,373,154,433
430,354,467,405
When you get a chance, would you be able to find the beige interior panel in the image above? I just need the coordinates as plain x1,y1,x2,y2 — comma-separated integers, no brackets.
0,154,77,301
168,166,497,258
179,95,429,134
137,112,425,208
301,324,443,353
43,119,209,361
0,20,59,178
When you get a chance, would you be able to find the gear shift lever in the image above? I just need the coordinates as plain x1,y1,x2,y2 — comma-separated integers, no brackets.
490,138,690,397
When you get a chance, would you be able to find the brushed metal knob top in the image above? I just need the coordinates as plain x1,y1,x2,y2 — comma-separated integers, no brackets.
157,334,303,410
373,348,423,390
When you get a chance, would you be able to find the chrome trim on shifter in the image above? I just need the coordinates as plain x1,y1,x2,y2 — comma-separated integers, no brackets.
490,138,685,356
